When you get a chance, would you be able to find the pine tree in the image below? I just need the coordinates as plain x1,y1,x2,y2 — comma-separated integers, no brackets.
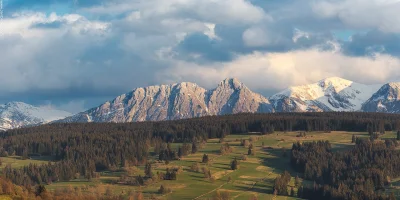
397,130,400,140
248,144,254,155
35,185,47,197
352,134,356,143
177,146,183,158
368,124,374,135
158,185,166,194
231,158,238,170
192,141,198,154
145,163,153,178
202,154,209,164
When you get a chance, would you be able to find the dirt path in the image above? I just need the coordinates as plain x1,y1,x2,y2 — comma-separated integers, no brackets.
192,182,228,200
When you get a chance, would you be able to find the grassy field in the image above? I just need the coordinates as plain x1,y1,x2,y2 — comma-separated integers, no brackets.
44,131,374,200
3,131,395,199
0,156,53,169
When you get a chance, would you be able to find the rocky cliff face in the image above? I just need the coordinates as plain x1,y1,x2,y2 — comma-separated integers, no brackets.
59,78,274,123
362,83,400,113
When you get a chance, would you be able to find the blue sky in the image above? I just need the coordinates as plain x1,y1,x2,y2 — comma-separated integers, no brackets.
1,0,400,113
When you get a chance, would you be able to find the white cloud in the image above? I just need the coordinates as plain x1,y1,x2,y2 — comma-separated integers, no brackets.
83,0,270,25
312,0,400,33
0,13,110,93
292,28,310,43
242,27,270,47
162,45,400,91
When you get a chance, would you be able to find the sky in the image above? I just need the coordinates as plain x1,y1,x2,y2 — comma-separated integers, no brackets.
1,0,400,113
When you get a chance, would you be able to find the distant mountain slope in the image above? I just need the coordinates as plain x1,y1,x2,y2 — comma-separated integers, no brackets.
362,83,400,113
59,78,274,123
269,77,381,112
0,102,71,131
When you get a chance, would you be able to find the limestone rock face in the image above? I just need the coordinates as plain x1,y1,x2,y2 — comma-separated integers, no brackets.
59,78,274,123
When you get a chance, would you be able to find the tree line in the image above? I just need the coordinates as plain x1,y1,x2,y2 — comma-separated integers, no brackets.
1,112,400,187
291,139,399,199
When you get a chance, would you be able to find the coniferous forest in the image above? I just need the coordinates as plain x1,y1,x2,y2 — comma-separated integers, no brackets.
1,112,400,199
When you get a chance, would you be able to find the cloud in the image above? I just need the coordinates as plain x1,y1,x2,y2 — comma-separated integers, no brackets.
0,13,110,93
162,43,400,91
312,0,400,33
54,100,86,114
82,0,270,25
242,27,271,47
2,0,400,111
342,30,400,56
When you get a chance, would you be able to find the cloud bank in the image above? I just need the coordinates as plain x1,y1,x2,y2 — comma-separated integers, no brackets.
1,0,400,112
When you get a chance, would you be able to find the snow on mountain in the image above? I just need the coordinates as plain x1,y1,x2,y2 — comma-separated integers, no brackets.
0,102,72,131
58,78,274,123
269,77,382,112
362,83,400,113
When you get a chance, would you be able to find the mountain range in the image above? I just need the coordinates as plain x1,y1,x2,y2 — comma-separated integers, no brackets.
2,77,400,130
59,78,273,123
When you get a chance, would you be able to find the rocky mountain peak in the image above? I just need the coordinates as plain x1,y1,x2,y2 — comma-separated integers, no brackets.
58,78,273,123
218,78,243,89
361,82,400,113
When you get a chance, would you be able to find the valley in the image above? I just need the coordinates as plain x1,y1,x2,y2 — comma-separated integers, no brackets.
1,130,398,199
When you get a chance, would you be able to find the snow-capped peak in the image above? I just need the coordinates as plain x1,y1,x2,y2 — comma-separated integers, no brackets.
362,82,400,113
317,77,353,91
270,77,381,112
0,102,72,131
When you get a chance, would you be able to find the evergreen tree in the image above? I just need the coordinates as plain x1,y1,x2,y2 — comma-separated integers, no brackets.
352,134,356,143
397,130,400,140
202,154,209,164
144,163,153,178
248,143,254,155
177,146,183,158
231,158,238,170
35,185,47,197
192,141,198,154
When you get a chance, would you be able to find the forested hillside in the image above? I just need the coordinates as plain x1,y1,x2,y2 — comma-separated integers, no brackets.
1,112,400,199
